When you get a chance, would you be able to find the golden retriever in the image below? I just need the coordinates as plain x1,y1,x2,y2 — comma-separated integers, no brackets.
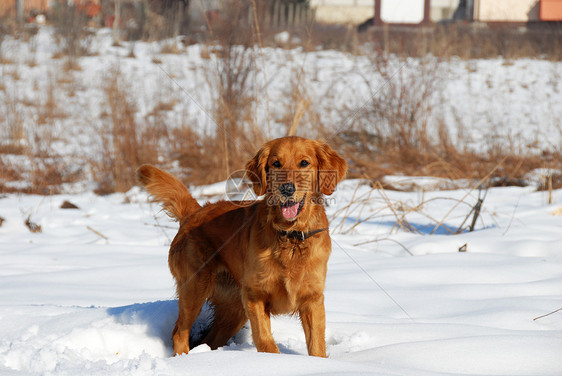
137,136,347,357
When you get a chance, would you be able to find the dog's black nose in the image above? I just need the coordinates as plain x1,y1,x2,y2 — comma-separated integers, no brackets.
279,182,296,197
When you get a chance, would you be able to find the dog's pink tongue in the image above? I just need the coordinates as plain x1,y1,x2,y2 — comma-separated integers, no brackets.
282,202,299,219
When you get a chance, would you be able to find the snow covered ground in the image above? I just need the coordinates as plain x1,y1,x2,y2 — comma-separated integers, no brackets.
1,180,561,375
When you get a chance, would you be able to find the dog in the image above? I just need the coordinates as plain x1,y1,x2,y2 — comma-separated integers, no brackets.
137,136,347,357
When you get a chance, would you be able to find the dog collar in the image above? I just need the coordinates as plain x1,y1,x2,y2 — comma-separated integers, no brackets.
278,228,329,241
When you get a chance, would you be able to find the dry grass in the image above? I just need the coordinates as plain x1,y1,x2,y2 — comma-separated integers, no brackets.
52,1,93,69
355,23,562,61
334,127,561,191
159,42,182,55
0,18,16,64
0,116,82,195
91,65,160,194
1,88,25,155
36,72,67,125
0,157,23,193
198,0,268,181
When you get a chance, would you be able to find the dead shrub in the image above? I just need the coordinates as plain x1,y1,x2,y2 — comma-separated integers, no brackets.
338,53,444,175
159,41,182,54
0,17,16,64
0,114,83,195
200,0,266,180
93,65,159,194
52,1,94,69
169,126,227,185
323,51,560,187
537,171,562,191
335,123,560,189
0,157,22,183
0,88,26,155
22,120,67,194
36,72,67,125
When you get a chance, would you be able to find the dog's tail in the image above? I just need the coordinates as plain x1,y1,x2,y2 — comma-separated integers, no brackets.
137,164,201,221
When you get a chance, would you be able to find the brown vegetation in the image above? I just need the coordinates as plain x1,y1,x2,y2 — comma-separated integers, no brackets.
0,3,560,195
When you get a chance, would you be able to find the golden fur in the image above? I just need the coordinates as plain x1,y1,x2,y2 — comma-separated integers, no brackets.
137,136,347,357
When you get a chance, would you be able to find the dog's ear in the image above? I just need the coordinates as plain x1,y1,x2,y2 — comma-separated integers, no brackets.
245,142,271,196
315,141,347,195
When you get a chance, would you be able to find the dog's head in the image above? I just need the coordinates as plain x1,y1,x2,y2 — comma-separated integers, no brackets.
245,136,347,225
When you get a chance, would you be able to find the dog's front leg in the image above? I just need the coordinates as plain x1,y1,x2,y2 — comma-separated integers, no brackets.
299,294,327,357
243,297,280,353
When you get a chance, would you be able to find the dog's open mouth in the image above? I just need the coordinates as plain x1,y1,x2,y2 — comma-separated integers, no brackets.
280,194,306,220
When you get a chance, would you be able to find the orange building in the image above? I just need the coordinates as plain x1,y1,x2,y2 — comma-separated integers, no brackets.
1,0,50,17
540,0,562,20
1,0,101,19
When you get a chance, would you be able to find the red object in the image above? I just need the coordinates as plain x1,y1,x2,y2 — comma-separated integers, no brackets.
105,15,115,28
78,1,101,18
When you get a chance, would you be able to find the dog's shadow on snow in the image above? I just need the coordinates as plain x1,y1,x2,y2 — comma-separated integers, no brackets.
106,301,299,355
343,217,462,235
107,300,213,354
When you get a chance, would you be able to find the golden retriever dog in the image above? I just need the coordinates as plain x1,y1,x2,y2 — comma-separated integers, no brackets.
137,136,347,357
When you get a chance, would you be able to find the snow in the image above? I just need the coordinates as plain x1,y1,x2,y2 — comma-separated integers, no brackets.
1,181,561,375
1,27,561,179
1,26,562,375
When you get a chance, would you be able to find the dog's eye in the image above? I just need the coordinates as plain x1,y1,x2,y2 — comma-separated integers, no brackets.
299,160,310,167
272,161,282,168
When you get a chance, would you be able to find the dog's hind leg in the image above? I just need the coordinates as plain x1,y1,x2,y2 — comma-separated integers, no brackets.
172,272,211,355
203,274,247,349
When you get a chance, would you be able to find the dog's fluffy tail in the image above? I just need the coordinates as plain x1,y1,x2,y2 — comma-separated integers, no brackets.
137,164,201,221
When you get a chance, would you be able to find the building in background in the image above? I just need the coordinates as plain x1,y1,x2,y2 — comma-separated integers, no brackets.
472,0,562,22
474,0,539,22
3,0,562,26
312,0,562,26
540,0,562,20
1,0,51,18
309,0,374,24
1,0,102,21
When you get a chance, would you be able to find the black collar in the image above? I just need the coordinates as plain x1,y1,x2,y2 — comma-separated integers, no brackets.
278,228,329,241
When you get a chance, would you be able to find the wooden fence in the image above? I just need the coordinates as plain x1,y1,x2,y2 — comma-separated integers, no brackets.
256,0,315,28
